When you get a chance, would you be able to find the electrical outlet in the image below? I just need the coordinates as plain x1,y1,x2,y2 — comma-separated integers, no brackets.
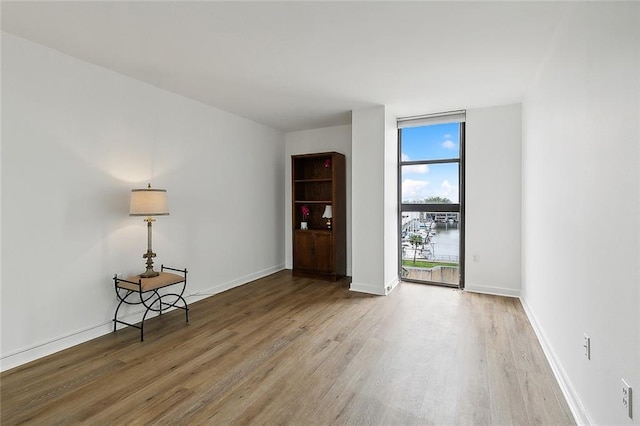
622,379,632,419
583,334,590,360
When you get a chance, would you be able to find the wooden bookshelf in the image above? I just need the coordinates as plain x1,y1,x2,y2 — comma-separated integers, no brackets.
291,152,346,280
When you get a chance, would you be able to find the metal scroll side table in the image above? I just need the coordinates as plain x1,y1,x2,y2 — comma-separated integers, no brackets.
113,265,188,341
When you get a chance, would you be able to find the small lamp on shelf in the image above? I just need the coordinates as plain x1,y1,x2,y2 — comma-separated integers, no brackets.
130,183,169,278
322,205,332,229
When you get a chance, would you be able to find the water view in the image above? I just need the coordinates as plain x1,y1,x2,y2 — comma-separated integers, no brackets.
401,214,460,285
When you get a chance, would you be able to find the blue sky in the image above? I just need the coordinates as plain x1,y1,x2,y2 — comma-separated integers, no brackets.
401,123,460,203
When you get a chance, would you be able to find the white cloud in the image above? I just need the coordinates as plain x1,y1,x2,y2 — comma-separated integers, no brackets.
402,179,430,201
439,179,458,202
444,133,451,138
401,153,410,162
442,140,456,149
404,164,429,174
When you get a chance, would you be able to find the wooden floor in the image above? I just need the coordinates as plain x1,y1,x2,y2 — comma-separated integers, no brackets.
1,271,574,425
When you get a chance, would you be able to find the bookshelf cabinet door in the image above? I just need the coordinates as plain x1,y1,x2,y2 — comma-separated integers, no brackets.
313,232,333,273
293,231,314,271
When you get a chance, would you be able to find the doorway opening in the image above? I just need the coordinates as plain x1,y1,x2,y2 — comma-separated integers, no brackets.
398,111,465,288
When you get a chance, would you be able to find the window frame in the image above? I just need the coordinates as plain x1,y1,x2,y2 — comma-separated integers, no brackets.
397,121,465,289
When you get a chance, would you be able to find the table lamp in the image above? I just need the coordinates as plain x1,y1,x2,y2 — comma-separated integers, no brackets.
322,205,332,229
130,183,169,278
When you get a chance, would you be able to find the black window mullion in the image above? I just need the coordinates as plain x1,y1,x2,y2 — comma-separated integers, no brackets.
401,158,460,166
401,203,460,213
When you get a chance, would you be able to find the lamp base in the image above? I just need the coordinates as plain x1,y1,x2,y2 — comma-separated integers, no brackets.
139,269,160,278
140,248,159,278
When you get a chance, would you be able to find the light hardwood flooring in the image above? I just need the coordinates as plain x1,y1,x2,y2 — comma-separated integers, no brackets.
1,271,574,425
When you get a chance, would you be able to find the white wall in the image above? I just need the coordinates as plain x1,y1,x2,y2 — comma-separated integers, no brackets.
351,106,385,294
284,125,352,274
1,33,285,370
351,105,398,295
383,109,399,290
465,104,522,296
522,3,639,424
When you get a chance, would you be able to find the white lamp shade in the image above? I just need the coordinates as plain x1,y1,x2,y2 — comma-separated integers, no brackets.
130,187,169,216
322,205,333,219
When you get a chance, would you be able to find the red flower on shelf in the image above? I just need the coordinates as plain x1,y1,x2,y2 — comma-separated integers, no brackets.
301,205,310,219
324,159,331,168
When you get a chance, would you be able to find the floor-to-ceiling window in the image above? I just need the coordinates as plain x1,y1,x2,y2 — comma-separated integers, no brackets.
398,111,465,288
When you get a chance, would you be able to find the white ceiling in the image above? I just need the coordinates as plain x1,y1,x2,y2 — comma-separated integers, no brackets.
1,1,570,132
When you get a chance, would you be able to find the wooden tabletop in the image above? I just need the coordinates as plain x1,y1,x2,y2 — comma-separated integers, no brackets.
116,272,185,292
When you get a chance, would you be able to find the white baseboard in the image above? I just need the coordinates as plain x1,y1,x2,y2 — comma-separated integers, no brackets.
187,264,285,299
350,281,386,296
465,284,520,298
0,321,116,372
385,277,400,295
520,297,590,425
0,264,285,373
